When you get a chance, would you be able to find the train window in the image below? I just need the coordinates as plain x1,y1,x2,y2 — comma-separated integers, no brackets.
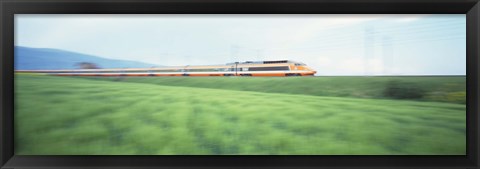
150,70,171,72
122,70,149,73
264,60,288,64
195,69,213,72
184,69,221,72
249,66,289,71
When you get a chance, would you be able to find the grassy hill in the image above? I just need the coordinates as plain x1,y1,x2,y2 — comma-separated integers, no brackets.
15,74,466,155
15,46,158,70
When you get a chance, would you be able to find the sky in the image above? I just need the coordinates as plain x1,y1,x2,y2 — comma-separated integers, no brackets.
15,14,466,75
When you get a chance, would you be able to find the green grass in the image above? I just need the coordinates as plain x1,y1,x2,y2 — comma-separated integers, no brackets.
15,74,466,155
81,76,466,104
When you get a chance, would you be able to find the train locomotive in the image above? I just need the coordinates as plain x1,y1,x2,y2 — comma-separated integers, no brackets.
16,60,317,77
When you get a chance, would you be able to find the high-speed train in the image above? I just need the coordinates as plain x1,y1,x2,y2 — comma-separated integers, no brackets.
16,60,317,77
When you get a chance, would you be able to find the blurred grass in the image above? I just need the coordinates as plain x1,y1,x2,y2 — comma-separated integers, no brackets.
82,76,466,104
15,74,466,155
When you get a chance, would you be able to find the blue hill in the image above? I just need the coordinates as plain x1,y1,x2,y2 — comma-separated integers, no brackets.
15,46,159,70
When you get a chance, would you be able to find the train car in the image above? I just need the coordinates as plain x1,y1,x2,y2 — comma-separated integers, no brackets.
15,60,317,77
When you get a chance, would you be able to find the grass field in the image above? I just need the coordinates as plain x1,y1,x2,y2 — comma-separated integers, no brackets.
82,76,466,104
15,74,466,155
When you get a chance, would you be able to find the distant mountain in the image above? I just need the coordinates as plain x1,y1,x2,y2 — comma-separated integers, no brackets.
15,46,159,70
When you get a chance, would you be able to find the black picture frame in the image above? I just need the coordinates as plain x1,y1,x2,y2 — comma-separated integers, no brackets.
1,0,479,168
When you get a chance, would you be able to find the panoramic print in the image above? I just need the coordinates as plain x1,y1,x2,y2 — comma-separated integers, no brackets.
14,14,466,155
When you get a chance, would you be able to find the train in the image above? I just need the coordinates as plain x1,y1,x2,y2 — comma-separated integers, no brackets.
15,60,317,77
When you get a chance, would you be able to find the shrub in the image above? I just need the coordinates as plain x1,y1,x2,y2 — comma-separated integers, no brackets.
425,91,466,104
383,80,425,99
446,92,466,104
425,91,448,102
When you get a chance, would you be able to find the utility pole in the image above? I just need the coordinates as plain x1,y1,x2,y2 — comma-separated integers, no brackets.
231,45,239,63
256,49,264,61
364,26,375,76
382,36,393,75
235,62,239,76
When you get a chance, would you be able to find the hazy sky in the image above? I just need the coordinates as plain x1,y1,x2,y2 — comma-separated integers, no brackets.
15,14,466,75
